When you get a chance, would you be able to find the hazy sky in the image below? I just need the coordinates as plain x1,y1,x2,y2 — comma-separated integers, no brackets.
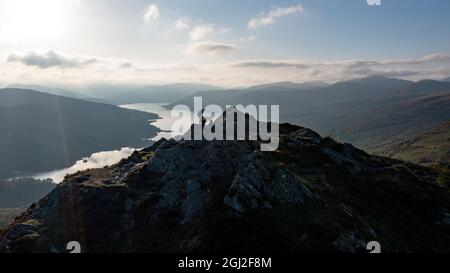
1,0,450,87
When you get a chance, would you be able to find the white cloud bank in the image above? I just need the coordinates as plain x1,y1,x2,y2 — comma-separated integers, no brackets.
228,53,450,84
34,147,136,183
2,50,450,87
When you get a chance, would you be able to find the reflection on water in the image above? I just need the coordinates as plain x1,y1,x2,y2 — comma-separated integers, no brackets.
120,103,194,141
33,103,192,183
29,103,269,184
34,147,136,183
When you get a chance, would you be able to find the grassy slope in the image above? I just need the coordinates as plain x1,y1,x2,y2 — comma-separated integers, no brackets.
385,121,450,168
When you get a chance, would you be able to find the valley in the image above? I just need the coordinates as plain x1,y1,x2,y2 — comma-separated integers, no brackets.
0,77,449,253
1,0,450,256
0,88,160,179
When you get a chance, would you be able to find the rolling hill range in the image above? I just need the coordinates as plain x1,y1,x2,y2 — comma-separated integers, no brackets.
168,76,450,152
0,89,159,179
6,83,222,105
7,84,107,104
80,83,222,104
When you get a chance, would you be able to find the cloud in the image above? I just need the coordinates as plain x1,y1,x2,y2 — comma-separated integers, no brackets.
339,60,380,68
419,53,450,63
232,60,306,69
228,54,450,83
83,58,98,65
248,4,303,29
382,53,450,65
241,35,258,42
189,24,214,41
3,51,450,88
187,42,237,55
119,62,134,69
6,50,98,69
144,4,160,23
69,0,81,6
370,69,421,77
343,66,421,78
175,17,190,31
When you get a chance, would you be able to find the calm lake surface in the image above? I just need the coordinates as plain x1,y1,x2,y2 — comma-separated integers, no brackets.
120,102,194,141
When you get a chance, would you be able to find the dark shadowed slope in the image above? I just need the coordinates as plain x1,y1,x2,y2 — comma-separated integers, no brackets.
1,123,449,253
0,89,159,179
0,177,56,230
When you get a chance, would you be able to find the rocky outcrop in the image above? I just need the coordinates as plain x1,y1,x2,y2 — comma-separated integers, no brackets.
1,123,449,253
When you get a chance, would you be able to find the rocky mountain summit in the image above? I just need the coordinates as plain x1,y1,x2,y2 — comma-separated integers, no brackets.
1,122,449,253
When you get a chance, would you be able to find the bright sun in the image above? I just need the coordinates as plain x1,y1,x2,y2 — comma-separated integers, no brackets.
2,0,69,39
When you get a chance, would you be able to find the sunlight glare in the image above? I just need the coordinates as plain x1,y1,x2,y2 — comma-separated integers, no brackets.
2,0,69,39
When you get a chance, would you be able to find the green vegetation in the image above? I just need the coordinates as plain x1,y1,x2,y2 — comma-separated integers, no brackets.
383,121,450,169
139,151,154,161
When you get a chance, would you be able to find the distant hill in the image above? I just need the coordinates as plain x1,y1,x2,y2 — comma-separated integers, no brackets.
0,177,55,230
244,81,329,91
383,121,450,168
168,76,450,151
7,83,223,105
0,177,55,208
7,84,109,104
83,83,222,104
0,89,159,179
0,208,24,230
402,80,450,94
168,76,414,109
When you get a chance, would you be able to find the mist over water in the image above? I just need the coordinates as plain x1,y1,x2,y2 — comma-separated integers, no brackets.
32,103,185,183
32,103,195,183
34,147,136,183
30,103,268,183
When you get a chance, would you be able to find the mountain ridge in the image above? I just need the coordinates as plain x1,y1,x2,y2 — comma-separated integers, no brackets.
166,77,450,152
1,122,449,253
